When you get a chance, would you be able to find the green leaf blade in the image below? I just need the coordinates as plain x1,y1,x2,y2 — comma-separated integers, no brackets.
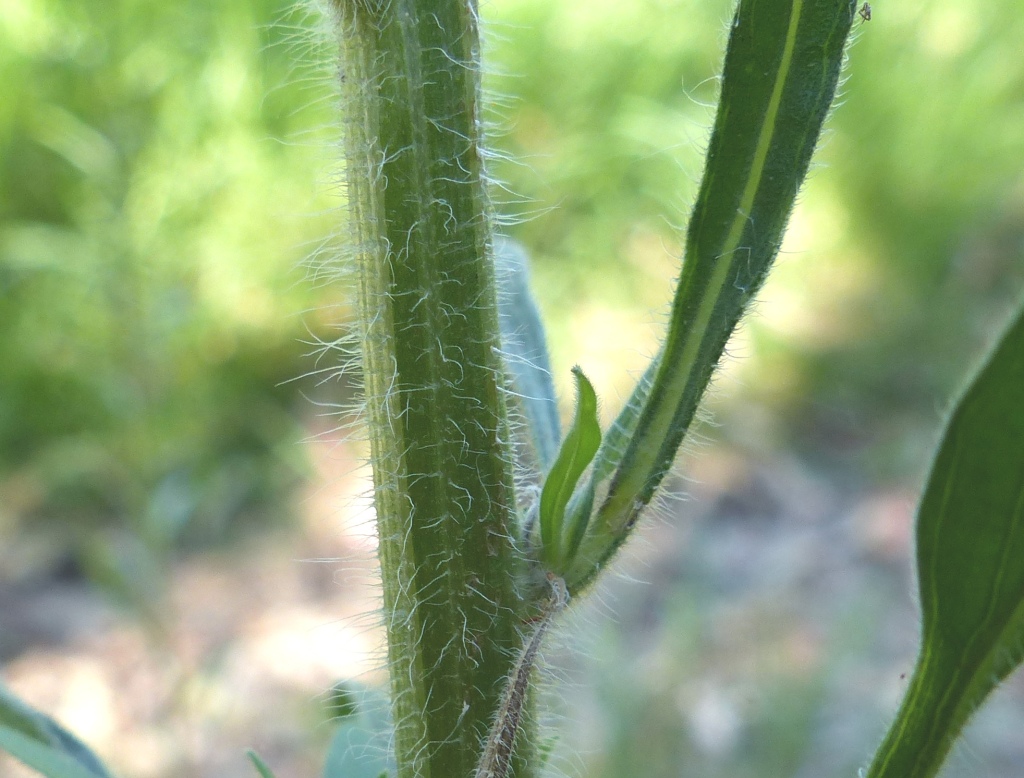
564,0,859,594
247,750,279,778
496,238,561,472
0,728,111,778
0,683,114,778
867,304,1024,778
599,0,858,528
538,367,601,570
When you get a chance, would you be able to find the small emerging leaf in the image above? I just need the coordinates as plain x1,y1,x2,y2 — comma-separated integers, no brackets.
866,304,1024,778
538,367,601,570
0,683,114,778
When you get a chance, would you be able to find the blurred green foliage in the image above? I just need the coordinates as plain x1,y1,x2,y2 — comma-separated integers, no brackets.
0,0,344,589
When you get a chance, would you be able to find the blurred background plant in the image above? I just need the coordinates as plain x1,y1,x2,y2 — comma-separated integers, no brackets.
1,0,1023,776
0,0,340,612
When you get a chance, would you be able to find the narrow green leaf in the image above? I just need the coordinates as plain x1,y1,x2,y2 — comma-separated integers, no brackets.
246,750,279,778
538,367,601,570
591,356,660,485
0,727,110,778
565,0,859,593
561,477,597,566
0,684,114,778
866,304,1024,778
496,238,561,471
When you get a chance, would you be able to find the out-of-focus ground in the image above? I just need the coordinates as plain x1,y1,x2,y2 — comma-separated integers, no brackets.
1,418,388,778
3,0,1024,776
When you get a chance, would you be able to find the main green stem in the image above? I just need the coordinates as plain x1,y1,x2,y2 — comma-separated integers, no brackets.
332,2,530,777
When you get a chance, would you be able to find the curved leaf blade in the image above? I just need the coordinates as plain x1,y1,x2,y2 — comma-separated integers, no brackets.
0,727,111,778
538,367,601,570
564,0,859,593
496,238,561,471
0,683,114,778
867,304,1024,778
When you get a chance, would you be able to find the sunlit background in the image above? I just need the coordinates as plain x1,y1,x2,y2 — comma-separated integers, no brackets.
2,0,1023,775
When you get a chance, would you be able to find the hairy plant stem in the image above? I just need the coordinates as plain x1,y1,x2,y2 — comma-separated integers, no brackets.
331,2,532,777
